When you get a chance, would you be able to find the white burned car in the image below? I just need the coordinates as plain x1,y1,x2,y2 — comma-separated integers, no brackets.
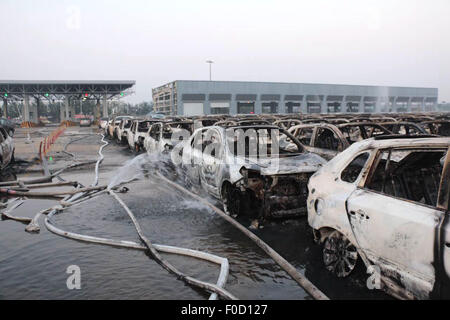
179,125,326,220
127,119,156,152
144,121,193,154
307,136,450,299
0,126,14,168
116,117,134,144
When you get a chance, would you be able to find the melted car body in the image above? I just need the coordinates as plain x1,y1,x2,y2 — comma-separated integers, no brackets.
307,136,450,299
180,125,326,219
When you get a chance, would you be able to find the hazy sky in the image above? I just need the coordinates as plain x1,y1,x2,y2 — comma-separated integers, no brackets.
1,0,449,103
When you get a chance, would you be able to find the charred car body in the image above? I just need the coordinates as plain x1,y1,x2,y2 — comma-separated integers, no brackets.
288,122,393,160
116,118,134,144
379,121,428,135
0,126,14,168
107,115,132,138
127,119,159,152
307,136,450,299
145,121,194,154
179,125,326,219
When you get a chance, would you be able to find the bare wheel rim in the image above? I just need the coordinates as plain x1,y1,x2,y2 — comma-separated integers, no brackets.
323,231,358,277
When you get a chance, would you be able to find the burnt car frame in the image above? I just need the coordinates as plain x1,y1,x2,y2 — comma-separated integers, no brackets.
307,136,450,299
0,126,14,168
145,121,194,154
379,121,429,135
179,125,326,220
288,122,393,160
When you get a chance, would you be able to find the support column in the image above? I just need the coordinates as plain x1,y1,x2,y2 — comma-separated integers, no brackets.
204,97,211,115
279,95,285,114
406,97,412,113
374,97,381,113
320,96,327,114
102,94,109,118
230,97,237,115
95,99,101,122
432,99,438,112
341,96,347,113
31,98,39,123
64,97,70,120
392,97,398,113
23,94,30,122
69,99,75,119
383,98,388,112
60,101,65,123
421,97,427,112
301,95,307,114
358,97,365,113
255,96,262,114
2,98,7,118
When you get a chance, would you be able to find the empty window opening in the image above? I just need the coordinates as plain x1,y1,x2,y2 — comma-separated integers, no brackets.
365,149,446,207
341,152,370,183
237,102,255,114
286,102,301,113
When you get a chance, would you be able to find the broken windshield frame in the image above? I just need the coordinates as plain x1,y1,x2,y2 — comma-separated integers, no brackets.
225,127,304,159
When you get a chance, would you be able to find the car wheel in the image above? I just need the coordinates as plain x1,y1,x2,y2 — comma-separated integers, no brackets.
221,183,242,217
134,143,140,153
323,231,358,277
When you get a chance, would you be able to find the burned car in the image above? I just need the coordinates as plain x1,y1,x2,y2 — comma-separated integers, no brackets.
98,117,109,129
107,115,132,138
288,123,350,160
116,117,134,144
307,136,450,299
421,120,450,137
379,121,428,135
214,119,271,127
145,121,194,154
127,119,159,152
273,119,302,130
288,122,393,160
179,125,326,220
0,126,14,168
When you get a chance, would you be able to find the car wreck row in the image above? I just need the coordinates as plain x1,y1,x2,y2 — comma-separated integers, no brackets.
103,111,450,299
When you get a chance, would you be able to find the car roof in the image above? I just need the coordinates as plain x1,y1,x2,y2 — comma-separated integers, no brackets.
358,136,450,150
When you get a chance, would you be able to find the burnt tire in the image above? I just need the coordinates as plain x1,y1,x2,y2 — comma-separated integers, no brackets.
222,183,242,217
134,143,141,153
323,231,358,278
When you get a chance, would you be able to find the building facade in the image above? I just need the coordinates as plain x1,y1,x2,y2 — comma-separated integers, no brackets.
152,80,439,116
438,103,450,111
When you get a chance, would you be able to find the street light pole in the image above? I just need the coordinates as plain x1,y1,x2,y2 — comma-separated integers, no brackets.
206,60,214,81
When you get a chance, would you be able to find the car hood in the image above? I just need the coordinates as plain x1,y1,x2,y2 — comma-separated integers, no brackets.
240,152,327,176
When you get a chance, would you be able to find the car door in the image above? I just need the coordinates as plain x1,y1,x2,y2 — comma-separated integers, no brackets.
310,127,345,160
146,124,160,153
0,129,6,167
183,129,204,185
436,147,450,298
199,128,223,197
127,122,135,147
144,125,154,151
345,147,447,299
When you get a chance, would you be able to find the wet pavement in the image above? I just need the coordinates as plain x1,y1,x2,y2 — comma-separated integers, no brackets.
0,126,390,300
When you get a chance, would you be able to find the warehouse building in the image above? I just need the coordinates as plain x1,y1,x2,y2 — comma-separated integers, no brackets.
152,80,438,116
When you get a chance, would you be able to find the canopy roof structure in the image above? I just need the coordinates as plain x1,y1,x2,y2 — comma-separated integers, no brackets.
0,80,135,101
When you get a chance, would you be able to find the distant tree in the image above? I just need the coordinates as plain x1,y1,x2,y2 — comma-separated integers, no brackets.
135,101,153,115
